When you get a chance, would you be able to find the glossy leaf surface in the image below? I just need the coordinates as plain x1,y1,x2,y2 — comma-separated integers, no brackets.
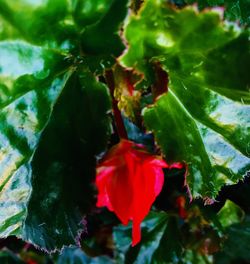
21,71,111,251
0,41,70,239
0,0,250,260
0,39,111,251
121,0,250,198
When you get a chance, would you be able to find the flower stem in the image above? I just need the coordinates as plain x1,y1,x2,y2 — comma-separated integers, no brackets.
105,70,128,139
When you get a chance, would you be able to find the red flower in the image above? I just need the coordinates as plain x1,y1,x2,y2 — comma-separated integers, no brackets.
95,139,168,246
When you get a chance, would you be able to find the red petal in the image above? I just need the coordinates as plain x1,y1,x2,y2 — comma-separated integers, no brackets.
132,220,141,247
96,166,114,211
95,139,168,246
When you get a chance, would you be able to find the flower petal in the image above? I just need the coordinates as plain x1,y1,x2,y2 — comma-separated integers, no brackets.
95,139,168,246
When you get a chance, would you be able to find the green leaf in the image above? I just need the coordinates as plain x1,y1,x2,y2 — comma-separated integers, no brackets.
80,0,128,56
76,0,129,74
0,41,70,238
217,200,245,228
0,0,127,71
0,0,77,49
121,0,250,198
215,215,250,263
72,0,113,27
0,41,111,251
0,0,113,252
113,212,182,264
0,16,21,40
184,0,250,26
21,71,111,251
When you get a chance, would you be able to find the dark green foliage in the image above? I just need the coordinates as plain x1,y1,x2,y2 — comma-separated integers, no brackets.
0,0,249,262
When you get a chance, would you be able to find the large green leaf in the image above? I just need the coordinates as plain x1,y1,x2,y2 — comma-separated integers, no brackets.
21,71,111,251
121,0,250,198
0,40,112,251
0,41,70,238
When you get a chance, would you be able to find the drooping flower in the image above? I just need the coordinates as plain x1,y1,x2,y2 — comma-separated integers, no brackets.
95,139,168,246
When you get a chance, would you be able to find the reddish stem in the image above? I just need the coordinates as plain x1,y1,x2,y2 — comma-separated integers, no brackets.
105,70,128,139
152,62,168,101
